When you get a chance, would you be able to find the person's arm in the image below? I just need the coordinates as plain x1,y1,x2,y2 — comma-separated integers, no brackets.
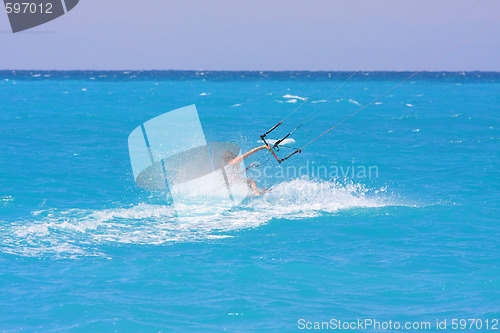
229,145,270,165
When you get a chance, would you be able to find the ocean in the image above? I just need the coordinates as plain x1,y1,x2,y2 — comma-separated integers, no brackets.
0,71,498,332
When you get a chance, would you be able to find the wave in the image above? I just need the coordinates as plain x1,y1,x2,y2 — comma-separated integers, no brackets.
1,196,14,205
0,178,399,259
335,98,361,106
283,94,307,101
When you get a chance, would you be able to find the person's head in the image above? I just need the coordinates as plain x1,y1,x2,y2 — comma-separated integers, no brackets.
222,151,237,164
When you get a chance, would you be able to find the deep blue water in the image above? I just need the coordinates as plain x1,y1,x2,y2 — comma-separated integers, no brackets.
0,71,499,332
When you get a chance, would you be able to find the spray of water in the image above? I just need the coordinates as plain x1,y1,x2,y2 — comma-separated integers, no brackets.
1,177,399,258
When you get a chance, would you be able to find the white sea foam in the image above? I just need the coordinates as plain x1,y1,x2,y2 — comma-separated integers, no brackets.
200,92,211,96
0,178,399,259
1,196,14,205
335,98,361,106
283,94,307,101
311,100,327,103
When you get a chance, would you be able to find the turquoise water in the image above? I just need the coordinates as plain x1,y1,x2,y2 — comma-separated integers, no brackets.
0,71,499,332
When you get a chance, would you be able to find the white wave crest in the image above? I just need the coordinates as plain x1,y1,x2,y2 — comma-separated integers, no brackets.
335,98,361,106
283,94,307,101
1,196,14,205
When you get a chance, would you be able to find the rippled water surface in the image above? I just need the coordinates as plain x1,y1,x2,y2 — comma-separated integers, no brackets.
0,71,498,332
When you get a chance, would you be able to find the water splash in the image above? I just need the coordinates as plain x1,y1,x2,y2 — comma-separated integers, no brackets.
1,178,398,259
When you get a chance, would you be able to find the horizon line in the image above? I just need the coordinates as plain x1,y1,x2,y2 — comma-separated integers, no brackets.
1,69,499,73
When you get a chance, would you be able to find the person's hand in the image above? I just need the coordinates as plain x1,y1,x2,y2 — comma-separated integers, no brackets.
265,144,272,150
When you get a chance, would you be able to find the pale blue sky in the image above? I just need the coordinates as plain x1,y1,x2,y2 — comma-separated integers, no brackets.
1,0,499,70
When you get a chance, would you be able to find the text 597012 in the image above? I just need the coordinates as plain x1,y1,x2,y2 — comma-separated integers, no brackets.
5,2,53,14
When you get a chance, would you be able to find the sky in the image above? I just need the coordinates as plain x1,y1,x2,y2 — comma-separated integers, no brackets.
0,0,499,71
